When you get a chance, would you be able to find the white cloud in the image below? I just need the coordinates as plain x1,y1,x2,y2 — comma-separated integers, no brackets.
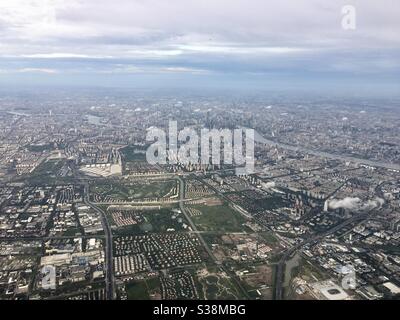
99,65,209,74
1,1,399,53
0,0,399,76
175,44,308,55
0,67,58,74
158,66,209,74
328,197,385,211
18,53,113,59
18,68,58,73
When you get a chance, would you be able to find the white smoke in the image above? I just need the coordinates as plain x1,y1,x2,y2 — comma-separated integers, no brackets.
262,181,275,189
328,197,384,211
329,197,361,210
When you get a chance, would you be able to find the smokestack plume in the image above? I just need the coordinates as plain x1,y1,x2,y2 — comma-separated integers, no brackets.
327,197,384,211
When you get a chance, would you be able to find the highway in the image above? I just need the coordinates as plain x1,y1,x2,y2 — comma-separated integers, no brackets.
249,128,400,171
177,176,250,299
192,174,253,219
0,235,105,241
191,168,384,300
84,183,115,300
274,212,371,300
177,176,218,263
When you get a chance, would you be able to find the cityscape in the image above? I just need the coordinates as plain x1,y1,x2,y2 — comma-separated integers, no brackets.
0,0,399,304
0,90,399,301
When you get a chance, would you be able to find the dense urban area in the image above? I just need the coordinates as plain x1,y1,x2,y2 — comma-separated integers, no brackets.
0,89,399,300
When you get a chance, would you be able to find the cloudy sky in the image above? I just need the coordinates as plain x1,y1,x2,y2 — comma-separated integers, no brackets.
0,0,399,93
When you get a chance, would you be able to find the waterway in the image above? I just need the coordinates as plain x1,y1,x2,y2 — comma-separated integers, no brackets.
244,127,400,171
283,253,301,288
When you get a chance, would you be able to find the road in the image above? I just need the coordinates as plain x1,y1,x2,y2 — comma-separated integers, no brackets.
273,173,391,299
274,212,371,300
177,176,217,262
0,235,105,242
84,183,115,300
193,174,253,219
177,176,250,299
249,128,400,171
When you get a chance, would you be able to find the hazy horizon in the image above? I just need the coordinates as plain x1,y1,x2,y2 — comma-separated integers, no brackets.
0,0,399,96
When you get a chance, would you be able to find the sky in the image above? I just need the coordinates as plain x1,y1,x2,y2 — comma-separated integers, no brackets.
0,0,399,95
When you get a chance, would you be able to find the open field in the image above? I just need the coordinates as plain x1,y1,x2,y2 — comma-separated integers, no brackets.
108,207,190,235
284,257,328,300
125,277,161,300
238,264,274,299
120,145,147,162
17,159,74,185
196,266,247,300
91,179,178,202
188,202,248,232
